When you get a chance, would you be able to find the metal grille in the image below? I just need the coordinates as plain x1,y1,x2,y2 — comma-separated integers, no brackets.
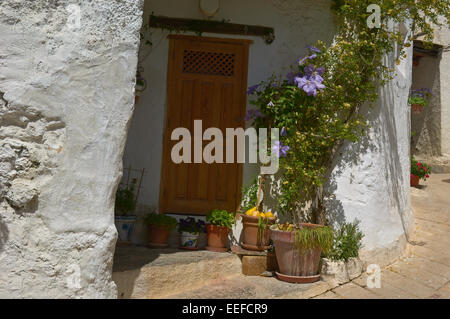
182,50,235,76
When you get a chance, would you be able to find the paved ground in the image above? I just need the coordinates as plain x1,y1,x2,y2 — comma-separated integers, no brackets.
314,174,450,299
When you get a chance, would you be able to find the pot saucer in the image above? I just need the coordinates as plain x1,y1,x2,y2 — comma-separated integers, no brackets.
275,272,320,283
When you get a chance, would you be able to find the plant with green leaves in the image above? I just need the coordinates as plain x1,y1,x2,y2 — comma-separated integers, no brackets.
327,220,364,262
240,177,259,213
273,223,334,254
206,209,236,229
247,1,449,226
143,212,178,231
411,156,431,181
115,182,137,216
408,88,432,107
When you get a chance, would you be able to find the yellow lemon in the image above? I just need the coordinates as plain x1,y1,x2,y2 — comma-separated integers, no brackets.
245,206,257,216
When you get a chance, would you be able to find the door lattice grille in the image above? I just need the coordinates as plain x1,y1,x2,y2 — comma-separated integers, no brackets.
182,50,235,76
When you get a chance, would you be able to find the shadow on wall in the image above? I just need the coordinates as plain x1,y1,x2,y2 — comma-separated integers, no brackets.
0,214,9,252
411,54,442,156
325,53,408,231
324,102,378,227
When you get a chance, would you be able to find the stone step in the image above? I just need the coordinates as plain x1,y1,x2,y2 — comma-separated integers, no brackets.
112,246,241,299
165,273,334,299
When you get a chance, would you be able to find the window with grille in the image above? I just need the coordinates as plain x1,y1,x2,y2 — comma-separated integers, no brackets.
182,50,235,76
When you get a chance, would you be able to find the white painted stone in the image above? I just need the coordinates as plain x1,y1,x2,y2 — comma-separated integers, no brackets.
321,257,364,286
0,0,144,298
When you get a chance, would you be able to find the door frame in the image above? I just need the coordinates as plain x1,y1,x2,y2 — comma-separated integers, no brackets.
158,35,252,215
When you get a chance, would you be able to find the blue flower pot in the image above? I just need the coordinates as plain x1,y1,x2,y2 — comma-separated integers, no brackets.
115,216,137,243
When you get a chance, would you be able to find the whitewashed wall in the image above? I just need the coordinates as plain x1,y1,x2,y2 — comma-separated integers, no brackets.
0,0,144,298
413,25,450,159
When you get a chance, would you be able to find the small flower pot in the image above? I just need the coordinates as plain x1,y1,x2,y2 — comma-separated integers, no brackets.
148,225,171,248
206,224,230,252
241,214,275,251
179,231,200,250
410,174,420,187
411,104,423,114
114,215,136,244
271,224,323,284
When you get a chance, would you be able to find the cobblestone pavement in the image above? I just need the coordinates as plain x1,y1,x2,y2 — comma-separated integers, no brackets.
314,174,450,299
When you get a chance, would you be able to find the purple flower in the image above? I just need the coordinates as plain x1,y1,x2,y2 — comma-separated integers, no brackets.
297,53,317,65
295,75,325,97
306,45,321,53
280,127,287,136
247,84,259,95
304,65,325,83
267,101,275,107
272,140,290,157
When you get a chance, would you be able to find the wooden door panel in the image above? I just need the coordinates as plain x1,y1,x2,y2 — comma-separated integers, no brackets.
160,35,251,215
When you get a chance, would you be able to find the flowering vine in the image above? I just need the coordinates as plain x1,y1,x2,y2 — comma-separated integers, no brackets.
246,0,449,224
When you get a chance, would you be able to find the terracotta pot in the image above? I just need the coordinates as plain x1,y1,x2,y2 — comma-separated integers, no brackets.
148,225,170,248
410,174,420,187
206,224,230,252
412,103,423,114
241,214,275,251
271,224,323,283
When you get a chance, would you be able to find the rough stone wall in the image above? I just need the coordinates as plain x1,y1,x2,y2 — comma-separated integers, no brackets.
0,0,143,298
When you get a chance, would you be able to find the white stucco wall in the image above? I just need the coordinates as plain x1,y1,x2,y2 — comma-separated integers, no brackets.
0,0,143,298
325,36,414,266
413,25,450,159
411,54,442,156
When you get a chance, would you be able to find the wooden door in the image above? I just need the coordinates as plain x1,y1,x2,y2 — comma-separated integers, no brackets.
160,35,251,215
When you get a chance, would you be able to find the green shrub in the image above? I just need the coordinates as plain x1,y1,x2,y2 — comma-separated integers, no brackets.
411,156,431,181
143,213,178,231
115,182,136,216
328,220,364,262
206,209,235,229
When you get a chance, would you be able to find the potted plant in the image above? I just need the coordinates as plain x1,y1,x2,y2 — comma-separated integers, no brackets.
241,206,275,251
239,177,276,251
114,181,137,244
408,88,432,114
143,212,178,248
178,217,206,250
270,223,334,283
205,209,235,252
411,156,431,187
